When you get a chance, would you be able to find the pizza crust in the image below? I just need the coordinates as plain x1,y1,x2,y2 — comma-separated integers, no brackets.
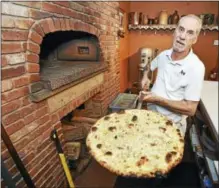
86,109,184,178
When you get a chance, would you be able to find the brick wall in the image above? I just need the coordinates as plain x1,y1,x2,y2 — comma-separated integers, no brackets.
1,2,120,187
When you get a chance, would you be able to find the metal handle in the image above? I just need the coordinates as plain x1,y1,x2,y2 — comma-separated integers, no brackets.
137,100,143,109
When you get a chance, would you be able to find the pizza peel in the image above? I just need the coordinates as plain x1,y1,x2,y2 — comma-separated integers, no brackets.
137,91,146,109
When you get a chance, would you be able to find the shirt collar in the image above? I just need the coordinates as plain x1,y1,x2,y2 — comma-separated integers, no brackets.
166,48,193,66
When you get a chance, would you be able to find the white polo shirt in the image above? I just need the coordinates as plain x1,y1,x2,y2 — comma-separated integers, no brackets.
148,48,205,123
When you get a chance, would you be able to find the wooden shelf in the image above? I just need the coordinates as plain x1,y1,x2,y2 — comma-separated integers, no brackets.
128,24,219,31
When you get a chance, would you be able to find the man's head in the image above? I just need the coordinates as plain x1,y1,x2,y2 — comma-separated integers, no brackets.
173,14,202,53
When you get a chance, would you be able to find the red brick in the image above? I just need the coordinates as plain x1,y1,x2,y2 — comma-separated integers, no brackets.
1,65,25,79
1,99,21,116
22,152,35,166
27,42,40,54
55,170,65,187
1,141,7,152
26,63,40,73
53,18,61,30
5,119,25,135
40,20,50,34
29,9,53,20
28,73,40,83
1,149,10,161
26,52,39,63
26,141,54,171
13,135,30,152
13,2,41,9
16,178,27,188
35,106,48,118
51,113,59,124
74,21,82,30
33,24,45,37
4,158,15,170
35,153,57,185
14,18,34,30
36,131,52,153
65,19,71,30
21,96,31,106
53,122,62,130
33,163,51,183
2,29,28,41
53,1,70,8
28,30,42,45
60,18,66,31
10,124,32,143
36,114,50,126
62,8,76,18
22,42,27,51
38,170,54,188
12,76,29,88
41,2,63,14
40,122,52,139
2,86,29,103
2,42,25,54
1,79,13,92
20,104,36,118
24,112,36,125
8,165,19,177
36,100,47,108
1,56,8,67
2,15,15,28
69,19,76,29
46,18,56,32
2,110,22,126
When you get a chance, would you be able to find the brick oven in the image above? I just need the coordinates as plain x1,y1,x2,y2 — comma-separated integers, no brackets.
1,2,120,187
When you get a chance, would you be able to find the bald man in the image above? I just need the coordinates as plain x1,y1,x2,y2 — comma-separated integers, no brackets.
141,14,205,136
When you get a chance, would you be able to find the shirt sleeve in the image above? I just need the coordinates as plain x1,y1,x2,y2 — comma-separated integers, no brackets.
184,63,205,101
150,56,159,71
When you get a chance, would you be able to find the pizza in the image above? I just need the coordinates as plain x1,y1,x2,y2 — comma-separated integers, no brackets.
86,109,184,178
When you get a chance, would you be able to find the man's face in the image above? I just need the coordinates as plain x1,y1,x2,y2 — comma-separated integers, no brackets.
173,17,199,52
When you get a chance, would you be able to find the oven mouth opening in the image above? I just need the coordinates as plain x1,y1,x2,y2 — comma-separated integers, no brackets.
30,30,107,102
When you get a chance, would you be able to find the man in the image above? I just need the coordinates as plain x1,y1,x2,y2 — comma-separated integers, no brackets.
140,14,205,136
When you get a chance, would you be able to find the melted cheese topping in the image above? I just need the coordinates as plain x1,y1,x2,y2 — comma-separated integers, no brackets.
86,109,184,177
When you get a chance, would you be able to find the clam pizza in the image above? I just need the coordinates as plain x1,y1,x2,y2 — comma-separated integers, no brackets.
86,109,184,178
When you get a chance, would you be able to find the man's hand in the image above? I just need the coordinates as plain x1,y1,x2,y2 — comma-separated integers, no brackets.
141,78,151,91
140,91,199,116
142,92,159,103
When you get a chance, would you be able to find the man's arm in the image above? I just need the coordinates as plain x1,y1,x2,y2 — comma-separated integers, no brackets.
141,67,152,91
141,57,158,90
143,92,199,116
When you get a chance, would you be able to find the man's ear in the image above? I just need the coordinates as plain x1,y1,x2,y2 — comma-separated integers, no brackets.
192,37,198,44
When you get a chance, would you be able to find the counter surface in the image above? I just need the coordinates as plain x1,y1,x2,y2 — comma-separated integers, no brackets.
201,81,218,134
200,81,218,175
